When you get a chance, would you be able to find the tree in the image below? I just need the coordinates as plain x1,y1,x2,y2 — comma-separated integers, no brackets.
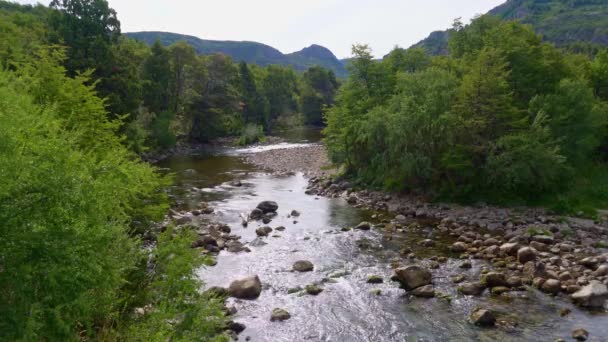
49,0,120,75
261,65,299,126
169,41,196,114
238,61,268,129
142,41,171,114
591,49,608,101
300,66,338,126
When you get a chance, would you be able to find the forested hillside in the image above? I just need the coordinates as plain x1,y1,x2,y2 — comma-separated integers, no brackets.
326,15,608,214
126,31,348,78
415,0,608,54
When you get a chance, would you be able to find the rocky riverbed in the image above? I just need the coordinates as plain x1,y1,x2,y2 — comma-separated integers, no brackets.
156,139,608,341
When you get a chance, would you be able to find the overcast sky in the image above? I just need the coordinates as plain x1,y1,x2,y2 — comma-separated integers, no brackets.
16,0,505,58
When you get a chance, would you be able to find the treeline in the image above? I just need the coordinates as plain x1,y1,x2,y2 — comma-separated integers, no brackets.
0,0,338,153
325,16,608,213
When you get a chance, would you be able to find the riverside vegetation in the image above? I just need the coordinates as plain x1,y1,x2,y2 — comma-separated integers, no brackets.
2,0,608,341
325,15,608,216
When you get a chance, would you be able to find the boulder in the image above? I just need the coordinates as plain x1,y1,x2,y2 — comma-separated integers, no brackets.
367,275,383,284
305,284,323,295
290,210,301,217
482,272,508,288
255,226,273,237
227,321,246,334
293,260,314,272
470,308,495,326
517,247,537,264
394,265,432,290
257,201,279,213
250,208,264,220
419,239,435,247
531,235,555,245
355,222,372,230
458,282,485,296
270,308,291,322
595,264,608,277
541,279,561,294
412,285,435,298
572,328,589,341
499,242,520,256
571,281,608,308
451,242,468,253
228,276,262,299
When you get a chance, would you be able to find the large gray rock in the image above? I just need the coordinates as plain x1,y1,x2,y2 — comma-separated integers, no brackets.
293,260,314,272
228,275,262,299
256,226,273,237
355,221,372,230
470,308,495,326
451,242,468,253
257,201,279,214
270,308,291,322
517,247,537,264
482,272,508,288
571,281,608,308
395,265,432,290
458,282,485,296
499,242,520,256
412,285,435,298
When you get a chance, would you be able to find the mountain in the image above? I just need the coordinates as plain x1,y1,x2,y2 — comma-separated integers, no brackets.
414,0,608,54
125,31,348,77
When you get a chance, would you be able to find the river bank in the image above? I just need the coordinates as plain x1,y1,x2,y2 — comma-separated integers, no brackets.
158,136,608,341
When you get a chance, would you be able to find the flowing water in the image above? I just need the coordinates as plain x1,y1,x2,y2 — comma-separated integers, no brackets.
158,129,608,342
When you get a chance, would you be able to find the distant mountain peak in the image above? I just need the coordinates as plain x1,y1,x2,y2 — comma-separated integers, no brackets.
293,44,338,60
125,31,347,77
413,0,608,54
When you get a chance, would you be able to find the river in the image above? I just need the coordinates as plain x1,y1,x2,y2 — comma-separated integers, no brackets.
157,129,607,342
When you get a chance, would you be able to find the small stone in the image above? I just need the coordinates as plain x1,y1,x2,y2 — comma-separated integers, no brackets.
419,239,435,247
370,288,382,296
412,285,435,298
293,260,314,272
482,272,508,288
394,265,432,290
255,226,273,237
228,275,262,300
355,222,372,230
518,247,537,264
470,308,495,326
572,328,589,341
499,242,520,256
257,201,279,213
458,282,485,296
459,261,472,269
305,284,323,295
451,242,468,253
451,274,466,283
227,321,246,333
270,308,291,322
250,208,264,220
367,275,383,284
541,279,561,294
490,286,510,295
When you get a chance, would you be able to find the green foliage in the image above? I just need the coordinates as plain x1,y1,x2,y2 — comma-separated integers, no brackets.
325,15,608,210
237,124,266,146
121,228,228,342
0,50,168,340
300,66,338,126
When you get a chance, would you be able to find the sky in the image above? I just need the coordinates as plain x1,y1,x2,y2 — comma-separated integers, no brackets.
15,0,506,58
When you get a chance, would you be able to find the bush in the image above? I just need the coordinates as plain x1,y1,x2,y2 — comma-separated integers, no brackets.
236,123,265,146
